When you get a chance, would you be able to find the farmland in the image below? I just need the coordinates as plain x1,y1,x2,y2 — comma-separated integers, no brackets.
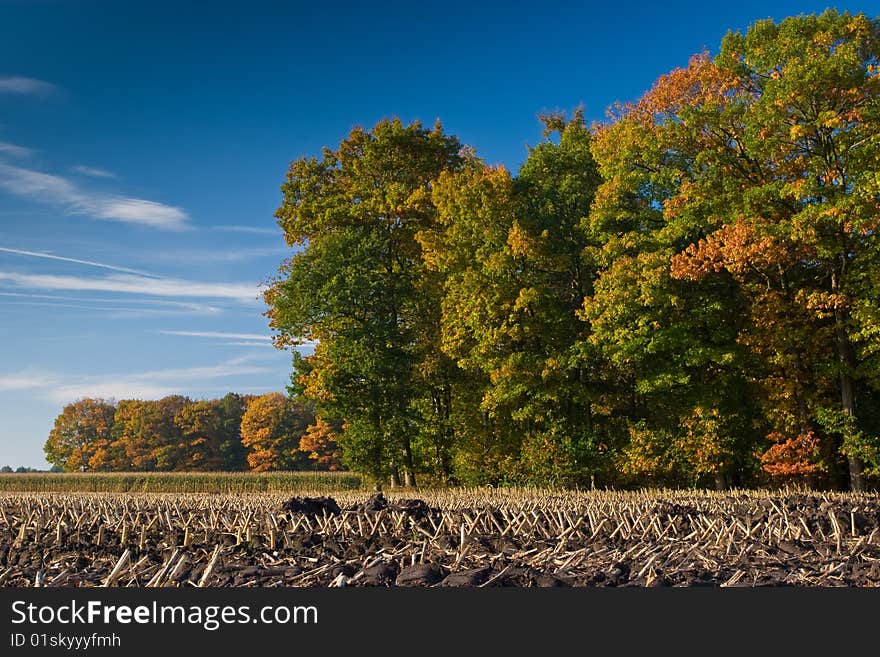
1,488,879,587
0,472,361,494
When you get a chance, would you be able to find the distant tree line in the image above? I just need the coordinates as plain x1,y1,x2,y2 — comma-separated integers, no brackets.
263,11,880,491
0,466,51,473
43,393,342,473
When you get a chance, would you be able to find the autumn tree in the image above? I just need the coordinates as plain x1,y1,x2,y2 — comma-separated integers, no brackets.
174,400,225,471
110,396,190,471
585,45,764,488
240,392,314,471
298,418,343,471
44,398,116,471
265,118,463,485
172,393,249,471
583,10,880,490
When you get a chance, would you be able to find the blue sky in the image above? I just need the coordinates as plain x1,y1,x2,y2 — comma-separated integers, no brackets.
1,0,878,468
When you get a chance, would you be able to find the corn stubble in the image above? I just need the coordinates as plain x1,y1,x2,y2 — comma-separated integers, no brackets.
1,488,879,587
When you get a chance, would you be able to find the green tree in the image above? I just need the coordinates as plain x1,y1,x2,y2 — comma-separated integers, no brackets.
265,118,463,485
585,47,762,488
422,112,605,485
217,392,249,470
589,9,880,489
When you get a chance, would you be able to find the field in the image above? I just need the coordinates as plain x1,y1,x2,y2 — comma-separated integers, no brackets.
0,472,361,493
2,487,879,587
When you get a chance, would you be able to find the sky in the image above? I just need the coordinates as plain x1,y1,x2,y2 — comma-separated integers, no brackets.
1,0,879,468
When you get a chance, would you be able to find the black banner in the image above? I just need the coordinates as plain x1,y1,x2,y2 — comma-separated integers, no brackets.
1,587,877,654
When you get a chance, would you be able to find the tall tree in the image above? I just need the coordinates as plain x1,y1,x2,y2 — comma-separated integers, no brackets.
422,160,526,483
591,10,880,489
422,113,605,485
265,118,463,485
586,48,765,488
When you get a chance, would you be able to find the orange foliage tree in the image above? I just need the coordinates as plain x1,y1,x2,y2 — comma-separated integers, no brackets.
240,393,314,471
298,418,343,471
44,398,116,472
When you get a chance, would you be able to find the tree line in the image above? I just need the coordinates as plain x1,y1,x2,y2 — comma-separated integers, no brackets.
263,11,880,491
43,393,342,472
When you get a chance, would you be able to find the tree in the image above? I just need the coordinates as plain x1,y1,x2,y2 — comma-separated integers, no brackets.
422,160,527,484
240,393,314,471
585,47,764,488
110,396,190,471
44,398,116,472
585,10,880,490
174,400,225,471
298,418,343,471
217,392,249,470
265,118,463,485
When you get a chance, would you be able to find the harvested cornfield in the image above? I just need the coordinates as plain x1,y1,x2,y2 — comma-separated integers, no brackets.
1,488,879,587
0,471,361,493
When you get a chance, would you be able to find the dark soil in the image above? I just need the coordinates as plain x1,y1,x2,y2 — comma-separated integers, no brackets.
2,492,879,587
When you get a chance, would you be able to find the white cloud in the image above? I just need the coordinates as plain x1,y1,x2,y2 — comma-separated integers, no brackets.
0,299,222,318
0,370,58,392
95,198,187,229
44,358,275,403
1,358,277,403
160,330,271,340
71,165,116,179
0,292,222,314
0,142,33,158
0,271,262,303
133,360,272,382
219,341,275,347
0,163,189,230
48,381,177,403
211,225,278,235
148,246,288,264
0,246,159,277
0,76,58,96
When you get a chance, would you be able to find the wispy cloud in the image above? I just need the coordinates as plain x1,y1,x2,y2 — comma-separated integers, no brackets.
0,292,222,314
219,341,274,347
0,76,58,96
71,165,116,179
1,357,280,402
160,330,271,340
0,246,159,277
49,381,177,402
0,142,32,158
42,358,276,403
0,163,189,230
134,358,271,382
0,271,262,303
212,225,278,236
0,370,58,392
0,299,222,319
148,246,288,264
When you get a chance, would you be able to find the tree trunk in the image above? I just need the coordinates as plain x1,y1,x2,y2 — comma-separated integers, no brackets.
402,441,417,487
839,369,864,492
714,471,728,491
832,272,864,492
